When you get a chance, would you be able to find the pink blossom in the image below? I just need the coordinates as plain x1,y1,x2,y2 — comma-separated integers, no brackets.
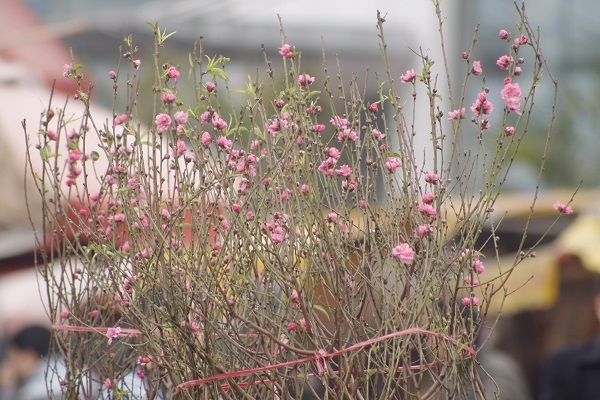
174,111,188,125
162,91,177,103
299,318,311,332
216,136,233,151
133,59,141,69
114,214,126,222
498,29,509,40
330,116,348,128
212,115,228,131
267,119,285,136
464,276,480,286
69,149,83,162
335,164,353,177
246,211,254,221
315,349,328,375
553,201,573,215
270,224,285,243
471,60,482,76
60,310,69,319
312,124,326,133
385,157,402,173
106,326,122,345
325,147,341,160
201,131,212,147
155,113,171,132
114,113,128,125
462,296,480,307
392,243,415,265
369,103,378,112
206,81,216,92
300,184,310,194
500,82,522,114
372,129,385,140
421,192,435,204
473,258,485,275
447,108,465,121
167,66,180,80
220,218,230,230
504,126,515,136
337,128,358,142
108,70,116,79
287,322,297,331
318,158,337,176
470,91,493,116
327,212,338,222
424,172,440,184
104,378,114,390
413,224,432,238
418,204,437,218
291,290,300,305
400,69,416,83
298,74,315,87
276,99,285,108
496,55,514,70
175,139,186,157
47,130,58,141
341,178,356,193
278,44,294,58
200,111,211,123
62,64,71,77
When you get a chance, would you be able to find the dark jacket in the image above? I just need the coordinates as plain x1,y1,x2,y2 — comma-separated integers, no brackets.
539,337,600,400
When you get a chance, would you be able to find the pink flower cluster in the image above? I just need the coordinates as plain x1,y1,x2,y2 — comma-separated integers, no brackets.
500,79,522,114
400,69,416,83
447,108,465,121
392,243,415,265
298,74,315,87
553,201,573,215
200,110,228,131
470,91,493,117
278,44,294,58
106,326,122,345
471,60,482,76
496,55,514,70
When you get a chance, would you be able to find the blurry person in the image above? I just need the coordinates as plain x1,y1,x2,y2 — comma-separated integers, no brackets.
476,341,533,400
538,283,600,400
462,305,532,400
0,325,64,400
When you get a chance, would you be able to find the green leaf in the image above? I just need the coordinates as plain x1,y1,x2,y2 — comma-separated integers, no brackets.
39,144,58,161
382,151,402,158
252,126,265,141
307,90,321,99
208,67,229,82
312,304,330,321
147,22,158,33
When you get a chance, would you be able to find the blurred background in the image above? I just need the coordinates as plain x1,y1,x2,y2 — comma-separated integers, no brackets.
1,0,600,398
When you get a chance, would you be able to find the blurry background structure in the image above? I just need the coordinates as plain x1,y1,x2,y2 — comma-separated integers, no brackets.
2,0,600,398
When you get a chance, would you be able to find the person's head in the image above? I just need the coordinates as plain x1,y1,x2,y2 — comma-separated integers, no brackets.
6,325,51,382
